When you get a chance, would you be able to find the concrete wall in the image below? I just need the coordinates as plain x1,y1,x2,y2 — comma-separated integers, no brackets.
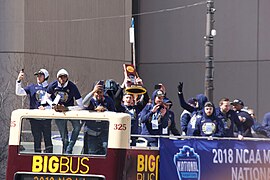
0,0,133,117
0,0,133,96
136,0,270,126
22,0,133,96
0,0,132,176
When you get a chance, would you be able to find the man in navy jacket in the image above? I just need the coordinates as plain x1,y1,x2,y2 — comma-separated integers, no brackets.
139,90,169,147
216,98,243,139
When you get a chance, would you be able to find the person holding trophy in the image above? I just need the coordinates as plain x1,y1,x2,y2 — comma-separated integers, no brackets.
121,64,148,105
114,64,149,145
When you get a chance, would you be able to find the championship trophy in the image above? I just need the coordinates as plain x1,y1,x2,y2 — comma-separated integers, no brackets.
123,64,147,95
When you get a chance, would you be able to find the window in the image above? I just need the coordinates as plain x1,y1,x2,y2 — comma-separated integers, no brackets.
19,118,109,156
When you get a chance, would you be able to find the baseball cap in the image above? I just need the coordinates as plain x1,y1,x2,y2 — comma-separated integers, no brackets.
204,101,214,107
231,99,244,106
57,69,69,78
34,69,49,79
156,90,165,97
163,97,173,109
188,98,197,107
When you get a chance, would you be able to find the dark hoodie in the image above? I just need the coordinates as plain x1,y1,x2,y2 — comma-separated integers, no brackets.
139,90,169,137
187,102,225,137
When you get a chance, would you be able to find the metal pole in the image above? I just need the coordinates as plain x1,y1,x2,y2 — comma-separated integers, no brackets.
130,17,136,67
204,0,216,102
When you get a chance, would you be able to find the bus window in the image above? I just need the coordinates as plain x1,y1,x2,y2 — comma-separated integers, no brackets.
83,120,109,155
19,118,109,156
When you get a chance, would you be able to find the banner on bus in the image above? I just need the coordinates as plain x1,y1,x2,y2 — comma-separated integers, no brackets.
160,138,270,180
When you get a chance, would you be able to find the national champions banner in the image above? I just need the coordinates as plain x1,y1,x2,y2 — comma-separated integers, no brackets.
160,138,270,180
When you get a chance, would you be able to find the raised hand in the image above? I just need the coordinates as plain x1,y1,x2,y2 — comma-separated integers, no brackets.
17,70,25,82
178,82,183,93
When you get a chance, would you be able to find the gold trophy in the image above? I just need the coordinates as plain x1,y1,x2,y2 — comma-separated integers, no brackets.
123,64,147,95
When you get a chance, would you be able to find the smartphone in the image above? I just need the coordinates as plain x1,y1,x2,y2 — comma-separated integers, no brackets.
98,80,104,86
154,84,161,89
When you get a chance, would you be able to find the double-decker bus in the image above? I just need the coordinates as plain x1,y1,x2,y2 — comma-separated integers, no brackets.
6,109,159,180
7,109,270,180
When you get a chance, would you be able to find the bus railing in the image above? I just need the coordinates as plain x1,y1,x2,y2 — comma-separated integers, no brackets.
130,134,270,149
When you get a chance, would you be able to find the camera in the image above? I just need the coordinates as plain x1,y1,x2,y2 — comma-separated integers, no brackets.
159,104,164,109
97,80,104,86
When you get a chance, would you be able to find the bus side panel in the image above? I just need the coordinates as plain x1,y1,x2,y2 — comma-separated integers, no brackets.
123,149,160,180
87,148,127,179
6,145,32,180
6,147,127,180
6,146,16,180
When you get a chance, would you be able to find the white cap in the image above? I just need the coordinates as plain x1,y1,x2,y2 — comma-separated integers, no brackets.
34,69,49,79
57,69,69,78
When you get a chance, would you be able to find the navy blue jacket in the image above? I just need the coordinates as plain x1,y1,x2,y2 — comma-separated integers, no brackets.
216,108,243,137
140,90,169,136
251,112,270,137
262,112,270,130
188,105,224,137
115,88,149,135
85,95,115,132
86,95,115,112
236,110,254,137
166,110,180,135
118,105,140,134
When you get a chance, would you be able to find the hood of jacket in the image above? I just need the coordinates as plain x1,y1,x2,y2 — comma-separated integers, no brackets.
196,94,208,110
151,89,165,104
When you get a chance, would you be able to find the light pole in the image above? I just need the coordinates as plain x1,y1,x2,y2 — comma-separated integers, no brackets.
204,0,216,102
130,17,136,67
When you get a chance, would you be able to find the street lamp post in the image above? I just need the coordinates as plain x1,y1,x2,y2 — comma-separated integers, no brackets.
204,0,216,102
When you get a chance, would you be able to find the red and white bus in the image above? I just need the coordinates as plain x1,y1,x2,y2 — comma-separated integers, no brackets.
8,109,270,180
6,109,160,180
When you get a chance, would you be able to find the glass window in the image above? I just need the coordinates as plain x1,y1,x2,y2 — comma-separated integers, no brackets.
19,118,109,156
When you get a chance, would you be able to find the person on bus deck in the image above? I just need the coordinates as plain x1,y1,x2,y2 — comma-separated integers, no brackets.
116,92,140,146
139,89,169,147
177,82,210,134
249,109,269,138
215,97,244,140
180,97,197,135
114,77,149,146
231,99,254,137
177,82,208,114
16,68,53,153
162,97,180,136
45,69,83,154
83,80,115,154
188,101,225,137
256,112,270,137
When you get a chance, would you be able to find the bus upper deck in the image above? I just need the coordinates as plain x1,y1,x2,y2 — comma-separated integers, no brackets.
7,109,270,180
